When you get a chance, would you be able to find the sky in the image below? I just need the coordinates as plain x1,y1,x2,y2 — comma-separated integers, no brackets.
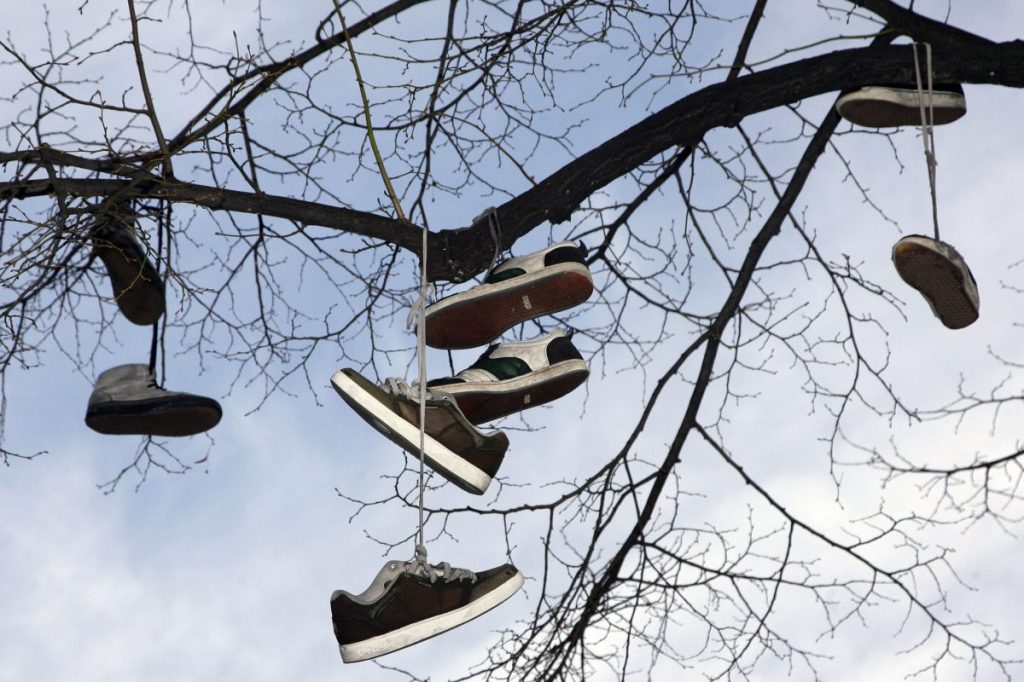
2,1,1024,681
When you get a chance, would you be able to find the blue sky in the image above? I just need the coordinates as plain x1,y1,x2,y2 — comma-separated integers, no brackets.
3,1,1024,680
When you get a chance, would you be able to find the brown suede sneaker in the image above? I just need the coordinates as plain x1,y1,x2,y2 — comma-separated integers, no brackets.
331,368,508,494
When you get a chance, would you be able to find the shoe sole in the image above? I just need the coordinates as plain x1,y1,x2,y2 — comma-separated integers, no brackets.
425,264,593,349
85,399,222,437
330,370,492,494
93,242,165,326
892,238,978,329
435,359,589,424
836,87,965,128
339,569,524,662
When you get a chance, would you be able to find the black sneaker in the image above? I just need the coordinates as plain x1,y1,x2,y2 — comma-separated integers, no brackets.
90,204,165,325
892,235,979,329
330,369,508,494
85,364,222,436
836,82,966,128
428,328,589,424
331,550,523,663
424,241,593,349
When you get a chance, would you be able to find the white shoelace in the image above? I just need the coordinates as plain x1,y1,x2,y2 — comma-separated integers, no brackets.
404,544,476,584
912,42,941,241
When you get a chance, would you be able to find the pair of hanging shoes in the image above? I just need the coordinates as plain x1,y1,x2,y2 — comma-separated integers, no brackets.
837,78,978,330
332,241,593,495
84,203,221,437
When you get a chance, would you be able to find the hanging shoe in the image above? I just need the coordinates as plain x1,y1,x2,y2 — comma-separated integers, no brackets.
892,235,979,329
428,328,589,424
331,369,507,494
424,241,593,349
90,204,166,326
331,548,523,663
85,364,222,436
835,82,966,128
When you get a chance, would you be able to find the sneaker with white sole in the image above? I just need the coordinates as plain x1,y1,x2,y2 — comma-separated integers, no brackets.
892,235,979,329
836,82,966,128
90,203,166,326
428,328,589,424
331,547,523,663
424,241,593,349
85,364,222,436
331,369,507,494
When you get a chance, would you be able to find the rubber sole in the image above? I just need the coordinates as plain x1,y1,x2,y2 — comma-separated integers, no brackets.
85,399,221,437
436,359,589,424
892,239,978,329
330,370,492,494
93,241,165,326
425,264,593,349
836,87,965,128
339,569,524,662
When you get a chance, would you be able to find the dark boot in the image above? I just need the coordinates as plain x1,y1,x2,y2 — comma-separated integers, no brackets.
90,204,165,325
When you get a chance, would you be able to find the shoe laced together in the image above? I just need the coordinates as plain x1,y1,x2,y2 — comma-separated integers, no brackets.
382,377,453,405
404,544,476,584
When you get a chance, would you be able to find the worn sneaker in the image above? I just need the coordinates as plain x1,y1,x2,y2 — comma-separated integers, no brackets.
428,328,589,424
892,235,979,329
85,364,222,436
836,83,966,128
90,204,166,326
424,241,593,349
331,548,523,663
331,369,507,494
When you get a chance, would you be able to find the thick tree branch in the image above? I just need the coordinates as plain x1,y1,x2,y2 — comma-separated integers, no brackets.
5,39,1024,282
0,177,418,249
432,39,1024,279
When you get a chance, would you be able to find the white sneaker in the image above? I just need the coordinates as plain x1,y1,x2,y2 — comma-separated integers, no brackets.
892,235,979,329
424,241,593,349
428,329,588,424
836,83,966,128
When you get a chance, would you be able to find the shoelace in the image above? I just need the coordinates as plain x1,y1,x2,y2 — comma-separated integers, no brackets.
405,544,476,584
473,207,504,281
382,376,449,404
912,42,941,241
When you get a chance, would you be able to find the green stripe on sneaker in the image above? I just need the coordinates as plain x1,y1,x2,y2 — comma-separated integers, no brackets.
471,356,531,380
484,267,525,284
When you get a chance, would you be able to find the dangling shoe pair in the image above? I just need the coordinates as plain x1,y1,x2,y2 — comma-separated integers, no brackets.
330,545,523,663
836,68,978,329
85,203,221,437
331,241,593,494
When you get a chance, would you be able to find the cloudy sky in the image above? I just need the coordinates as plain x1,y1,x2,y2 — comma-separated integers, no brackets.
2,1,1024,681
